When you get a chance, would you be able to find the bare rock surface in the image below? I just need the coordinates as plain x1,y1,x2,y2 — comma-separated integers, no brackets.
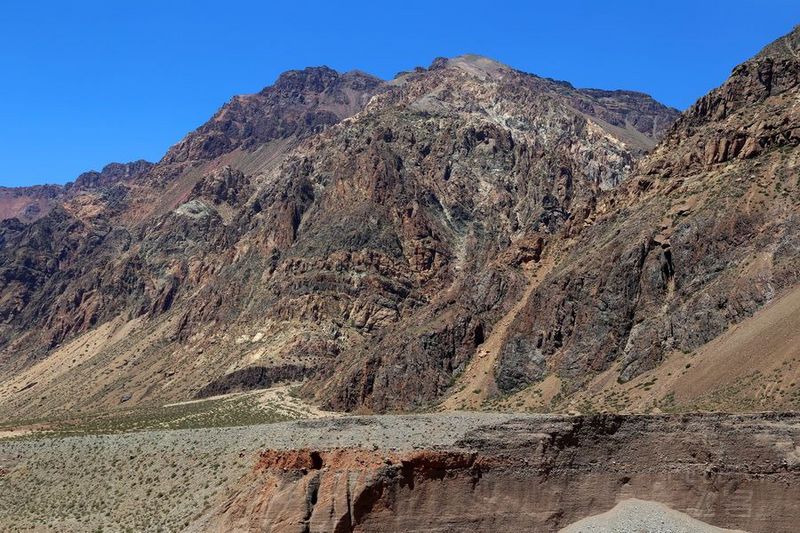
493,25,800,404
0,51,678,418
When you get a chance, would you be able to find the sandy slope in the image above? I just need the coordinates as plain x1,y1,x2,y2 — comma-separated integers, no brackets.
561,499,746,533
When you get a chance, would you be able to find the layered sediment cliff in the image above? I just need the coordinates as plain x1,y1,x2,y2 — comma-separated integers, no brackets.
195,413,800,532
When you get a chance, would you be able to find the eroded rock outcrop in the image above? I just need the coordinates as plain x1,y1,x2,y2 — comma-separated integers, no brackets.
161,67,385,164
193,413,800,532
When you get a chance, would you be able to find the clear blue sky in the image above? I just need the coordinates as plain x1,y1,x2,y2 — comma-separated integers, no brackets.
1,1,798,187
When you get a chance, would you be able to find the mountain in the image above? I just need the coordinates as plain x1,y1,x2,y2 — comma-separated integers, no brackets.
0,161,154,223
2,28,800,533
0,54,680,419
0,25,796,420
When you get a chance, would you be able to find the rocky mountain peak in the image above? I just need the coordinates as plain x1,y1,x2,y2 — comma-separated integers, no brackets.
71,160,155,190
270,66,340,94
0,50,684,416
428,54,512,79
161,66,385,164
379,55,678,157
269,66,382,96
641,25,800,178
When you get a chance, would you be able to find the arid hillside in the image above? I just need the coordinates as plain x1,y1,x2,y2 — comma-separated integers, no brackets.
484,25,800,412
0,22,798,533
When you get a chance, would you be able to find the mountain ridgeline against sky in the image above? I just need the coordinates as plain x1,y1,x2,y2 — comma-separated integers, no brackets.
0,27,798,420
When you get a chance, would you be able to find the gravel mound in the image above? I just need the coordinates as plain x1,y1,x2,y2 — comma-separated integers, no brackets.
560,499,746,533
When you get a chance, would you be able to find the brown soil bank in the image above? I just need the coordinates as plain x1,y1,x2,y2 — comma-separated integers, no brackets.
194,413,800,532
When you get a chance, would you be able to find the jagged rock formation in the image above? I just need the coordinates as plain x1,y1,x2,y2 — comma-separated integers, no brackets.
0,26,798,418
162,67,384,165
0,160,154,223
72,160,155,189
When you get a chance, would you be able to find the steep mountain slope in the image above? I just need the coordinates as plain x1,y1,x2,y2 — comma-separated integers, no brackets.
491,26,800,412
0,56,677,419
549,283,800,414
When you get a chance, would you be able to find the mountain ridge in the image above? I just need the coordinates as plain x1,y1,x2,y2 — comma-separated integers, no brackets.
0,30,796,419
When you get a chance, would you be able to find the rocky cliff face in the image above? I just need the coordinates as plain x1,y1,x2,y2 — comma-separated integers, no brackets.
1,26,796,418
494,26,800,403
192,413,800,532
